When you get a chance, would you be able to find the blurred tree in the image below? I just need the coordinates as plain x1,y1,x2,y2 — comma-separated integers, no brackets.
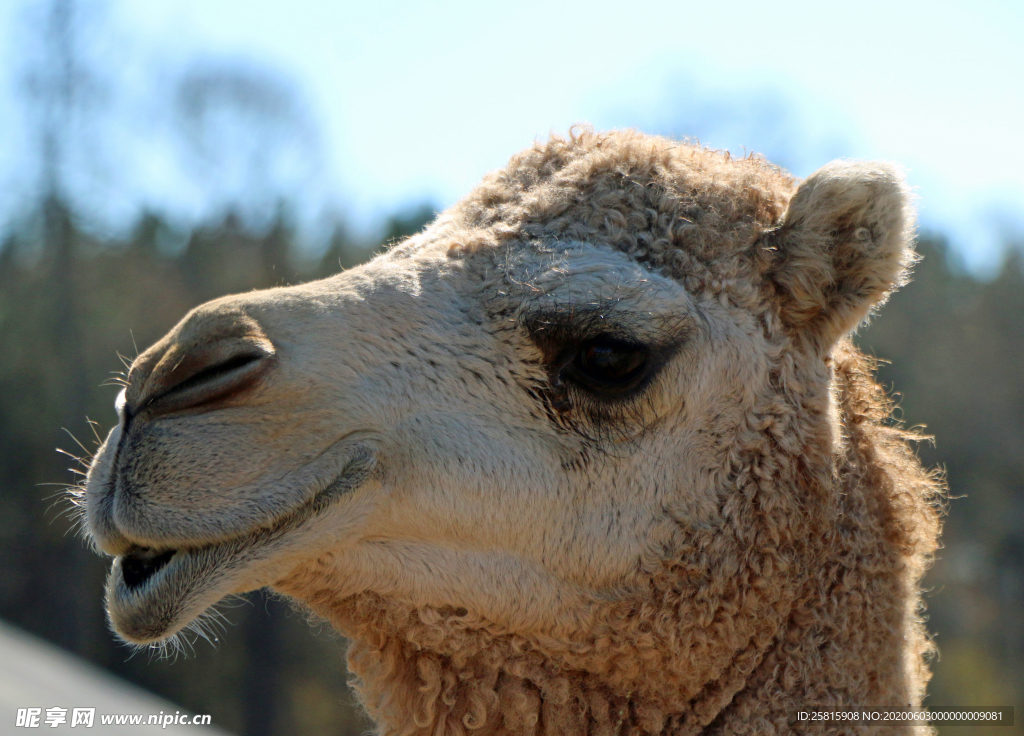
855,238,1024,735
21,0,109,207
175,63,326,231
382,202,437,245
314,222,370,279
14,0,109,657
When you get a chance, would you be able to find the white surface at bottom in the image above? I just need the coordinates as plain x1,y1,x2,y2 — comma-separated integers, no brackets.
0,619,232,735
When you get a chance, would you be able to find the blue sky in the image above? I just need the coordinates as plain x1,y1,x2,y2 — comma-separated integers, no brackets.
2,0,1022,272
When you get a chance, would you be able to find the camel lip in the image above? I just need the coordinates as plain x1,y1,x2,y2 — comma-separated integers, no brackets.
107,540,227,645
105,449,376,645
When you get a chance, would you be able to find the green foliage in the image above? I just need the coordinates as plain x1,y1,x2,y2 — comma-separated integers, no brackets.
382,203,438,245
855,237,1024,735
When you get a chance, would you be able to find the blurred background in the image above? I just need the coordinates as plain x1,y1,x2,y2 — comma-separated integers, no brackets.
0,0,1021,734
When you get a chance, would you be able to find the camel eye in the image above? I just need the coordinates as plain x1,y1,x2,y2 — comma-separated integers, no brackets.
569,338,648,390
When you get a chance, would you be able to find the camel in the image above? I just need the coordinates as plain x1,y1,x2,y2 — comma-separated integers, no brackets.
82,128,943,735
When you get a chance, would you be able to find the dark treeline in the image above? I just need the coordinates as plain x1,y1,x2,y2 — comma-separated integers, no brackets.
0,199,1021,735
857,238,1024,723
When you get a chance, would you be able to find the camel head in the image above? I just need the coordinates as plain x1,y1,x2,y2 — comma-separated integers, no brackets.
84,130,938,734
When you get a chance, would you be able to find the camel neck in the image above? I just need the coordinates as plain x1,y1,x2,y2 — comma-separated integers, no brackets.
285,346,939,736
319,538,929,736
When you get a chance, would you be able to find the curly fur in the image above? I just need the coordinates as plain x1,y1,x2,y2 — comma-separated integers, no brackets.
283,131,943,735
282,343,942,736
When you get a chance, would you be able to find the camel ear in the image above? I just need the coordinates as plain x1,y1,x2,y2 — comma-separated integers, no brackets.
765,161,917,352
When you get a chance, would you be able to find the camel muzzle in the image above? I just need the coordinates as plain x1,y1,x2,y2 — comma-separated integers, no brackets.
124,309,276,421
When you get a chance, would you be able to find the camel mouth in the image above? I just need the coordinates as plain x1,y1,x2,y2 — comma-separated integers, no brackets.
121,547,177,590
105,448,376,645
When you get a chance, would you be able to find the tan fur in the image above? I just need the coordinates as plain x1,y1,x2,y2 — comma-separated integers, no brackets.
84,128,943,735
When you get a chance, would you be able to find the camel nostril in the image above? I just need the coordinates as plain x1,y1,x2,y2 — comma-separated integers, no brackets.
124,311,275,418
166,352,263,397
143,349,271,415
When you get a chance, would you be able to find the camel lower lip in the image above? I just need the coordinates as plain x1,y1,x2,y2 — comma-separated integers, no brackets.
105,449,375,644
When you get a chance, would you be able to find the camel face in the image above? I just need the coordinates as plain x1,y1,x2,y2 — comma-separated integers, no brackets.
85,230,775,644
82,132,934,732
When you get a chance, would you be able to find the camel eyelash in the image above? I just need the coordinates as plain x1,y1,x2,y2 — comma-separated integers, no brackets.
525,308,685,376
550,337,656,397
520,309,686,441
